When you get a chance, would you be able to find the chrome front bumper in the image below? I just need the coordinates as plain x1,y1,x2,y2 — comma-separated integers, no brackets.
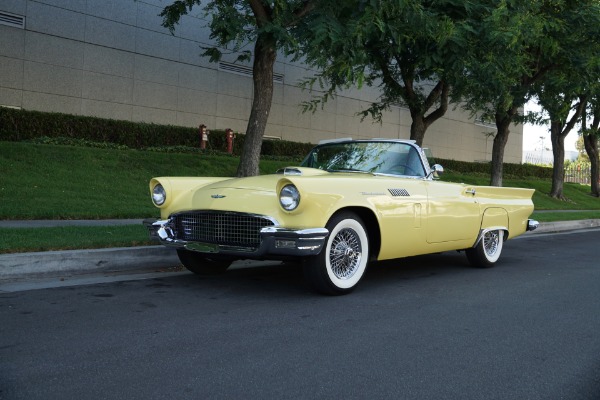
143,218,329,258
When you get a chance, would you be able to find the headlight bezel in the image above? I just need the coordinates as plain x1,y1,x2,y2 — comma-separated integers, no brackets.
152,183,167,206
279,184,300,211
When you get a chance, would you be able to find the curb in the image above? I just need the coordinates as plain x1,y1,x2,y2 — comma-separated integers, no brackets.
533,219,600,233
0,246,179,281
1,219,599,282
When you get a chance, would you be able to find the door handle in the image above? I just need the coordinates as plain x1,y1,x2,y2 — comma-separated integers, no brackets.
465,189,476,195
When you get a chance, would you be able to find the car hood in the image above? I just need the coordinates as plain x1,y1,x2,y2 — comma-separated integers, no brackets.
201,167,329,192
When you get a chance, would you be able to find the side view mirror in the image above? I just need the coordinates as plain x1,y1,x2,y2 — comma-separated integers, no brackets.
429,164,444,179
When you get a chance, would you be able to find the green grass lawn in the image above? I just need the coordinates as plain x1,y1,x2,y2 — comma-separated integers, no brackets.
0,141,293,219
0,225,152,254
1,141,598,253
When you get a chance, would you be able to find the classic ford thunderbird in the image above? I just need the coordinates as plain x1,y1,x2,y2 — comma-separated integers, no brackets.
145,139,538,294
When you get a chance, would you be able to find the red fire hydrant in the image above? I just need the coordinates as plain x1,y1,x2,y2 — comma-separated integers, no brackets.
199,124,209,150
226,128,236,154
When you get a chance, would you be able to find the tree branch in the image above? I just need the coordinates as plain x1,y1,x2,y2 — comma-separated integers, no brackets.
248,0,272,27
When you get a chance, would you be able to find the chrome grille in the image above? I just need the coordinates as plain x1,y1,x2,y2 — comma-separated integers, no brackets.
172,211,276,248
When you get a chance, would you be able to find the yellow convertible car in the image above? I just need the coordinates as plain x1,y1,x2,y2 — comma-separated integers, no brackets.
145,139,538,295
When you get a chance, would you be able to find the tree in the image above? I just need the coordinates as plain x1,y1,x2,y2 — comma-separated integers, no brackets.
533,0,600,198
539,92,587,199
300,0,470,147
161,0,315,177
456,0,572,187
582,94,600,197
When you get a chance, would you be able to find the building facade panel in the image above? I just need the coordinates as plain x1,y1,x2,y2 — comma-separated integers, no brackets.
22,90,81,114
178,38,213,69
26,2,85,41
177,87,217,116
134,27,180,61
81,71,132,104
85,0,137,26
1,0,26,14
23,61,83,98
0,1,524,164
177,63,217,93
0,25,24,59
83,44,135,78
0,87,22,107
0,56,23,89
131,105,177,125
134,54,180,87
36,0,86,13
85,16,136,52
133,80,178,111
81,98,132,121
24,31,84,69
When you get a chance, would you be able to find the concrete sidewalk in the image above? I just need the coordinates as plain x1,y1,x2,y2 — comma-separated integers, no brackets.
1,219,599,282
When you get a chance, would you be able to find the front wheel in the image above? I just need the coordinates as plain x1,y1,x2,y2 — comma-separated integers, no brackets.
466,229,504,268
303,212,369,295
176,249,233,275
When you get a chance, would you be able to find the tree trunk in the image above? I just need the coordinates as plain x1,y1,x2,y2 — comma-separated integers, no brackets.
584,134,600,197
490,114,512,187
410,115,426,147
549,122,566,199
236,33,276,177
407,81,449,148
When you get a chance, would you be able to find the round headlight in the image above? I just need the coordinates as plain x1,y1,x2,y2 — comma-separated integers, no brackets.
152,184,166,206
279,184,300,211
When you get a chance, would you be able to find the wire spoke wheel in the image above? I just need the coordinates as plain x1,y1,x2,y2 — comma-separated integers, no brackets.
329,228,362,280
483,230,500,258
303,212,370,295
466,229,504,268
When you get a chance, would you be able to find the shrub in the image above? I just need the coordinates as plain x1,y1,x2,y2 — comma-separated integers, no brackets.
0,107,312,158
0,107,551,177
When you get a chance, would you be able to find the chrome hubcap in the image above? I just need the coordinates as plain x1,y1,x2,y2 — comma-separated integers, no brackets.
330,228,362,279
483,231,499,256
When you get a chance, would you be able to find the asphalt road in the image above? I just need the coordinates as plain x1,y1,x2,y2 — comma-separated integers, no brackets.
1,230,599,400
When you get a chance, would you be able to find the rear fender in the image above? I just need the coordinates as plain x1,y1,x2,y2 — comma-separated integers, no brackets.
474,207,508,247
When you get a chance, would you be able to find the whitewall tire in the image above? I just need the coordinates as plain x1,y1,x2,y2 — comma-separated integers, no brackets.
304,212,369,295
466,229,504,268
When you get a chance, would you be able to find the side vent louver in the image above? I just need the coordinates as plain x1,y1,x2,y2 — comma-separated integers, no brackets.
388,188,410,197
0,12,25,29
219,61,284,83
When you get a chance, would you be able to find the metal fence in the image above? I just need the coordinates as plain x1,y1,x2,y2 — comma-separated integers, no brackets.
564,164,594,184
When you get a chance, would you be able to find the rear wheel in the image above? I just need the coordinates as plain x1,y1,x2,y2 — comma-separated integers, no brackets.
304,212,369,295
466,229,504,268
176,249,232,275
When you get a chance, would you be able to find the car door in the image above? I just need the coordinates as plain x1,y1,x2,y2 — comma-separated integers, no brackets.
425,181,481,243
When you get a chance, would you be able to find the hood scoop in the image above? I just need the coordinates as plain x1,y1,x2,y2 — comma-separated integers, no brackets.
277,167,303,176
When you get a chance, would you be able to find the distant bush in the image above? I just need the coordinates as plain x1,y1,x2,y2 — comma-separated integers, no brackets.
0,107,552,177
0,107,313,158
435,158,553,179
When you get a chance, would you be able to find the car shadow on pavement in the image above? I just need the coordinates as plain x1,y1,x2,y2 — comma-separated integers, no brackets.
163,251,485,296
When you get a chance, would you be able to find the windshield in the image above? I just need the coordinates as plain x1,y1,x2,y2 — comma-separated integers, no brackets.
301,141,426,177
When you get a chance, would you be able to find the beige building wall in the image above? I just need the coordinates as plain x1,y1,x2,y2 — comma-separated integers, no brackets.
0,0,523,163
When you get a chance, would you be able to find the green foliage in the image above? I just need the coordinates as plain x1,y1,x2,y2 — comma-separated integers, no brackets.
436,158,553,180
300,0,463,124
160,0,314,64
0,108,313,158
